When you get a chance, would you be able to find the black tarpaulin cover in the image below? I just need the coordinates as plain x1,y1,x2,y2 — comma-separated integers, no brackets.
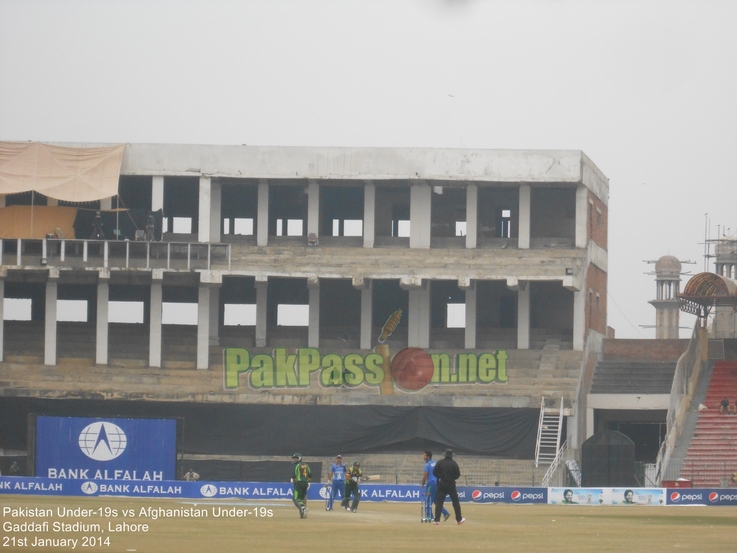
0,398,537,459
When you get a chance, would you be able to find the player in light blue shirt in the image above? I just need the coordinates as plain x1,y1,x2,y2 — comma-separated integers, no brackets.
326,454,346,510
422,451,449,522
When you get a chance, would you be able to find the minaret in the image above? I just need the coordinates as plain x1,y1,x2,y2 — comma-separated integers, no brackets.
648,255,682,339
714,234,737,279
713,234,737,338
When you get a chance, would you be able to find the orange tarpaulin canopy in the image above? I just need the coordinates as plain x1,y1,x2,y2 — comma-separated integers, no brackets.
0,142,124,202
0,205,78,239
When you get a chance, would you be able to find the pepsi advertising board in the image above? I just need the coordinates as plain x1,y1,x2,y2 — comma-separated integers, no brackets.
666,489,737,506
459,486,546,504
34,416,177,481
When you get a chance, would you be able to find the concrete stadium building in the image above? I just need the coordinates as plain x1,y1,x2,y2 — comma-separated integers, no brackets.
0,142,611,482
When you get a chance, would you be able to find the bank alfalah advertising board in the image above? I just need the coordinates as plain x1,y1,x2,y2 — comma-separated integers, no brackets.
34,416,177,481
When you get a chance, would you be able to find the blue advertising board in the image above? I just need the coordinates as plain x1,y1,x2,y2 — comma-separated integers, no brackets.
666,489,737,506
0,478,545,503
2,478,736,506
34,416,177,481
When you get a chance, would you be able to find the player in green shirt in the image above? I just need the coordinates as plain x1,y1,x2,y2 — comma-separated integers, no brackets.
291,453,311,518
340,461,362,512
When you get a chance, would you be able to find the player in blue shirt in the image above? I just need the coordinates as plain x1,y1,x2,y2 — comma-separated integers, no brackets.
422,451,449,522
326,454,346,510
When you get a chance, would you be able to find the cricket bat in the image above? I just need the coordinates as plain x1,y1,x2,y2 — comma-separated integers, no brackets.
365,475,381,481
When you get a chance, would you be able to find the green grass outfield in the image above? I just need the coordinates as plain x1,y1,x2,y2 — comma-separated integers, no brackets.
1,495,735,553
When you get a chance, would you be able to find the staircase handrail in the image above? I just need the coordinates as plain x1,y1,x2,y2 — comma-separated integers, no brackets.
555,397,564,459
534,396,545,467
654,322,706,485
541,440,568,488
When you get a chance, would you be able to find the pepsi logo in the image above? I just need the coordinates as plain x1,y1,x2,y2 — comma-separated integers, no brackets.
510,491,521,501
670,492,680,502
709,492,719,502
471,490,482,501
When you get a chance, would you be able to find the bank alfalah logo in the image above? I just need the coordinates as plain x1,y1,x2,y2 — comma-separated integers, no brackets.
78,422,127,461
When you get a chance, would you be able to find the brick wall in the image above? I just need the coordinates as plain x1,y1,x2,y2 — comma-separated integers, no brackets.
603,339,689,362
586,264,607,336
588,191,608,250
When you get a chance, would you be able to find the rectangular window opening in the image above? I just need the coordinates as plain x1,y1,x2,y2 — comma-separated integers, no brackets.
234,218,254,236
172,217,192,234
277,304,309,326
3,298,32,321
109,301,145,324
447,303,466,328
224,304,257,326
57,300,88,322
162,302,198,325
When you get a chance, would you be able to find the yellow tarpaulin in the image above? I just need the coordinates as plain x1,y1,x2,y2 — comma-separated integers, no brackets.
0,142,124,202
0,205,78,239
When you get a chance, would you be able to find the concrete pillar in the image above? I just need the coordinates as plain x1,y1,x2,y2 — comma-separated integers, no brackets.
100,198,112,211
307,181,320,239
198,176,212,243
410,183,432,249
408,283,431,348
255,277,268,347
363,181,375,248
586,407,595,439
572,287,586,351
518,185,531,249
466,184,477,249
209,287,220,345
308,277,320,348
575,185,589,248
149,274,163,368
0,276,4,362
257,180,269,247
152,176,165,211
96,271,109,365
44,270,59,366
461,280,476,349
210,180,222,243
197,284,211,370
517,282,530,350
360,282,373,350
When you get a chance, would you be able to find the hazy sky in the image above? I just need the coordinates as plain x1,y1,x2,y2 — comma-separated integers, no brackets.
1,0,736,338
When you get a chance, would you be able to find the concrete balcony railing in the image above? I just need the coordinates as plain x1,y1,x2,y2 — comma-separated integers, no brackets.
0,238,231,271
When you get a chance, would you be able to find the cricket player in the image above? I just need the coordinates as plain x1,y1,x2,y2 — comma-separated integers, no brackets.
291,453,311,518
341,461,362,512
422,451,449,522
327,454,346,510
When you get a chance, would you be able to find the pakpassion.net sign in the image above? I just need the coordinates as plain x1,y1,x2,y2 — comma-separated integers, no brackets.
223,347,508,392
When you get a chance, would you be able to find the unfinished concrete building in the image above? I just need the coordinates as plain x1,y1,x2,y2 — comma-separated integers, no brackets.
0,143,609,480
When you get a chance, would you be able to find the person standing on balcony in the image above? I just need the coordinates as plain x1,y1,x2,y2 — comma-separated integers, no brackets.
91,212,105,240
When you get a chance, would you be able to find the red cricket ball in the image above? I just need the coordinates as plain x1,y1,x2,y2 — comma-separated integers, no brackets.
390,348,434,391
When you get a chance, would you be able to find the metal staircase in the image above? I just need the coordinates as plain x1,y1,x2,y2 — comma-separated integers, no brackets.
535,397,564,467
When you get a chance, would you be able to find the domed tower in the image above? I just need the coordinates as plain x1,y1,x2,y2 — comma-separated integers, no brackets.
714,234,737,279
713,234,737,338
648,255,682,339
